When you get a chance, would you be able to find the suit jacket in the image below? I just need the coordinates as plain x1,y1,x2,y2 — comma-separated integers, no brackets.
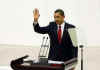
33,21,78,61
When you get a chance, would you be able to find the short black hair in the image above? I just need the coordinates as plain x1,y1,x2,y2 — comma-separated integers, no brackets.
54,9,65,16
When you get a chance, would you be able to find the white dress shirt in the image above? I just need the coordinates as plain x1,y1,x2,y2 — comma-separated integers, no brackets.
57,22,65,38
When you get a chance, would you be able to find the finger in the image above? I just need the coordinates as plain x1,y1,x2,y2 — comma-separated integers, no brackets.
33,8,39,14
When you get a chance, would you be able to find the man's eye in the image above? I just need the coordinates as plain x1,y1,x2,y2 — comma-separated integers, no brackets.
57,16,60,18
54,16,60,18
55,16,59,18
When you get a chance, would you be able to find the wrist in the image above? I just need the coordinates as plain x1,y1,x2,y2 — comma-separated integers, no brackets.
34,18,38,22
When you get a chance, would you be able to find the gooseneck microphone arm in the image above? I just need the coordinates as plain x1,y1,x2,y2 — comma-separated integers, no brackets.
38,36,45,59
42,37,48,57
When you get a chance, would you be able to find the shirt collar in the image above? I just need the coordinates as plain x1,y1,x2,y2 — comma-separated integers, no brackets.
57,21,65,29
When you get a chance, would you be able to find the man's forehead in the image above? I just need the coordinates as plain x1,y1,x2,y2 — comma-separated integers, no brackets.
54,12,61,16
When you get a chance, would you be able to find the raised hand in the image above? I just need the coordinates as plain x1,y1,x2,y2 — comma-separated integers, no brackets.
33,8,40,22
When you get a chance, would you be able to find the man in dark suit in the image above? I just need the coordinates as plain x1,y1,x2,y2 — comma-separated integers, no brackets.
33,8,78,70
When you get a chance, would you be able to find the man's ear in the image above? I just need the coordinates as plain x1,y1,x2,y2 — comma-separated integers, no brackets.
63,16,65,18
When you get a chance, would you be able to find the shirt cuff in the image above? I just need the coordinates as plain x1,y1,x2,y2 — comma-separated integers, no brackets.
33,21,38,25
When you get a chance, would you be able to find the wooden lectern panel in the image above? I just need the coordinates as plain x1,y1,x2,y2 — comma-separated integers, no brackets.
10,56,77,70
11,62,64,70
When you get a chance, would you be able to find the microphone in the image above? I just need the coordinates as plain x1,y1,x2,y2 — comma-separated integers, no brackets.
42,37,48,57
45,42,50,57
38,36,49,63
38,36,45,58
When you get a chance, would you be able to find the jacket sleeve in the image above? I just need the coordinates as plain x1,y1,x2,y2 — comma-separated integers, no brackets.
33,22,50,34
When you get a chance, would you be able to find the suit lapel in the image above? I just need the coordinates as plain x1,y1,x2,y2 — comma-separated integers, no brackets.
54,23,58,38
61,23,68,43
53,22,58,42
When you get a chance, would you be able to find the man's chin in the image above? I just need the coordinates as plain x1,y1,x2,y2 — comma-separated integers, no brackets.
56,22,62,25
55,22,60,24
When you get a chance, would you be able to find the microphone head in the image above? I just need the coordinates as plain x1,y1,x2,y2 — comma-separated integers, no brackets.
80,45,84,48
43,36,45,39
47,37,48,39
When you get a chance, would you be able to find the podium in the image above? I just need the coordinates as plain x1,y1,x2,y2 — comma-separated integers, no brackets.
11,63,64,70
10,56,77,70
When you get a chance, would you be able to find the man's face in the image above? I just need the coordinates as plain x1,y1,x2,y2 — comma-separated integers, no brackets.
54,12,65,25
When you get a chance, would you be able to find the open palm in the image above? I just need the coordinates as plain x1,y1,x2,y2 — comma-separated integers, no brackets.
33,8,40,22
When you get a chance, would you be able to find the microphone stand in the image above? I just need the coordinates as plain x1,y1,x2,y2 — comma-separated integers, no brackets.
80,45,84,70
42,37,48,57
38,36,45,60
38,36,49,64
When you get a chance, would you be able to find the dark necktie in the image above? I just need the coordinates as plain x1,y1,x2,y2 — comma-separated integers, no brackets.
58,25,62,44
